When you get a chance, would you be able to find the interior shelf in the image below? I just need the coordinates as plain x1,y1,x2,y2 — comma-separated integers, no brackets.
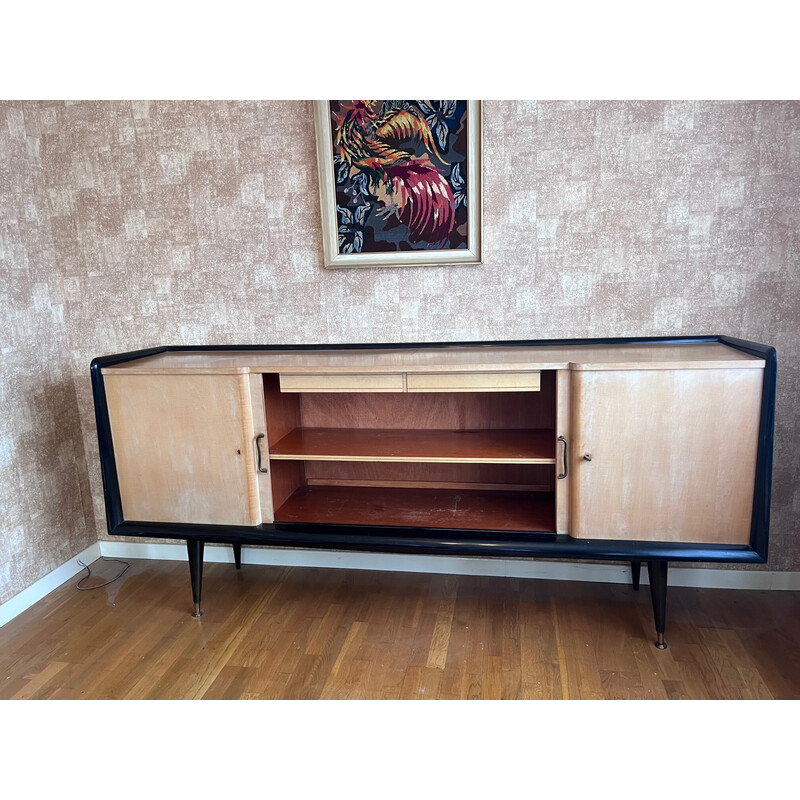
273,485,556,532
269,427,556,464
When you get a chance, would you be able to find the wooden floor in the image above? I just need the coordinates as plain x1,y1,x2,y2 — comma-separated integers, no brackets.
1,557,799,699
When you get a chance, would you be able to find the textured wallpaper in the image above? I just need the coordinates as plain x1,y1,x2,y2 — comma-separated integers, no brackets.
2,100,799,603
0,102,96,603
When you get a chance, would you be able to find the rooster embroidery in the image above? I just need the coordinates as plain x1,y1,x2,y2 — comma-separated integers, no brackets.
332,100,461,248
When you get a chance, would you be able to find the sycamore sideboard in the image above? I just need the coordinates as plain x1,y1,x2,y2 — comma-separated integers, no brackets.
91,336,776,649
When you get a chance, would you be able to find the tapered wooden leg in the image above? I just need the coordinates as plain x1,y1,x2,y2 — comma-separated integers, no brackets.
631,560,641,591
232,542,242,570
647,560,668,649
187,539,205,618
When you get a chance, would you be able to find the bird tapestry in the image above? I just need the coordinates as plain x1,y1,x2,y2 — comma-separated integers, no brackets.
314,100,482,268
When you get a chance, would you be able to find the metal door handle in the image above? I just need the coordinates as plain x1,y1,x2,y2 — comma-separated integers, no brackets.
557,436,568,479
255,433,268,473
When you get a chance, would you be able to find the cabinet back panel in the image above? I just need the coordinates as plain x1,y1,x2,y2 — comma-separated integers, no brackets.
304,460,554,491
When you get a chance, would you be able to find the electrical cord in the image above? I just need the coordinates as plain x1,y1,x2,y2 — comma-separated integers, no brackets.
76,557,131,590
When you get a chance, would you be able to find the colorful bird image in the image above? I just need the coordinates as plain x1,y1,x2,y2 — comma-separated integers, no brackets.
330,101,469,254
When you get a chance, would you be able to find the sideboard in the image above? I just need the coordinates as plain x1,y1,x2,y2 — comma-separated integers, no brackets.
91,336,776,649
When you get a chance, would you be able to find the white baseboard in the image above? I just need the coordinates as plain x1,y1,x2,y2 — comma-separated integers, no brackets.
0,542,102,629
2,539,798,630
99,540,800,591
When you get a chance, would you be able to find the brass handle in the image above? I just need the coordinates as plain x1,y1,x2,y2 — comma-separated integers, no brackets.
255,433,268,473
557,436,568,479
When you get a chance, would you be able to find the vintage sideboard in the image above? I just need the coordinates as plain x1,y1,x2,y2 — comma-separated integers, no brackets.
91,336,776,649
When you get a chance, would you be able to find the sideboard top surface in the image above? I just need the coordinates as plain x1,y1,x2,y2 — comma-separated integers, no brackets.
100,342,765,376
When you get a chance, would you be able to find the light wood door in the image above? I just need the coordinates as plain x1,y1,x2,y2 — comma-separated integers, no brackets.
105,373,261,525
569,368,763,543
248,374,275,523
555,369,571,535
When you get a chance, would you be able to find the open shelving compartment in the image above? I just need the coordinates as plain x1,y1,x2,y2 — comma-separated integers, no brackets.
262,372,558,534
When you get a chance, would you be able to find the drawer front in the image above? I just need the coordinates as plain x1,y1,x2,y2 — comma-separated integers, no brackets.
407,371,541,392
279,373,404,392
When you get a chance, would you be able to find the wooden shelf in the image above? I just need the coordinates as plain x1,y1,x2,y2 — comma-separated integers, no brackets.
273,485,556,532
269,428,556,464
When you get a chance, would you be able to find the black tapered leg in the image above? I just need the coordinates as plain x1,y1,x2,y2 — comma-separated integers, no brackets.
630,560,642,591
647,560,668,649
187,538,205,618
232,542,242,570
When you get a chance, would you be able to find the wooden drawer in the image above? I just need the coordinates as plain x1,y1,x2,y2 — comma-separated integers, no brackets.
407,371,541,392
279,373,404,392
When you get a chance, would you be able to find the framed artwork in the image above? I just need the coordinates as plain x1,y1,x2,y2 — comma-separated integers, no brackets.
314,100,482,269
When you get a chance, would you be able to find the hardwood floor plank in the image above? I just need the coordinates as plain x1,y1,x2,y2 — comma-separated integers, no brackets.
600,668,646,700
520,621,563,700
629,637,671,700
741,628,800,699
735,667,774,700
202,665,257,700
426,598,456,670
10,661,71,700
437,632,468,699
319,621,367,699
662,679,688,700
481,655,503,699
398,665,441,699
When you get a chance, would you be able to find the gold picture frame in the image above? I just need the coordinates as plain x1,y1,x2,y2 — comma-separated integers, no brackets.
314,100,483,269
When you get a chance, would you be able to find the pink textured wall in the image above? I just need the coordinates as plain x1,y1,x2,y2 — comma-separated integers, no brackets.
0,102,96,602
2,100,799,601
